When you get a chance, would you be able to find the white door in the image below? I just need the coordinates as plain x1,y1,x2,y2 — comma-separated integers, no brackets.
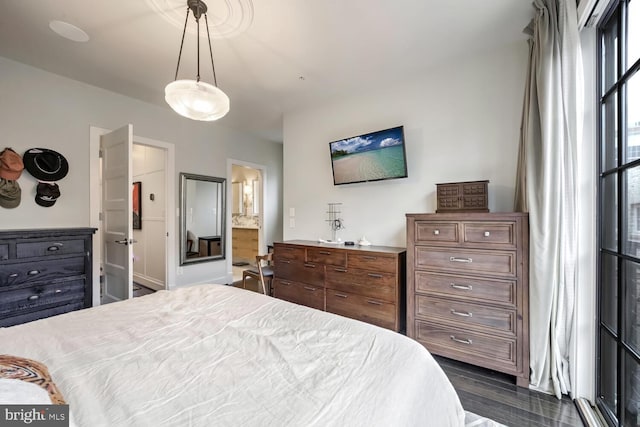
100,125,133,303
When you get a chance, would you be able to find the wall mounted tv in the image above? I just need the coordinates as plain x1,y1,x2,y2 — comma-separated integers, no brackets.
329,126,408,185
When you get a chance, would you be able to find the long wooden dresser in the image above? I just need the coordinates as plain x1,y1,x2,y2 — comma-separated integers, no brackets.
406,213,529,387
0,228,95,327
272,240,406,332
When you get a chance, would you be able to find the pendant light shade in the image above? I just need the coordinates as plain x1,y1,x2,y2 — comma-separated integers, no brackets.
165,80,229,121
165,0,229,121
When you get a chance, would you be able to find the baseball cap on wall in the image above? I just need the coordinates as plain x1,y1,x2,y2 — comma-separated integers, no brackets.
0,178,21,209
0,148,24,180
35,182,61,207
23,148,69,182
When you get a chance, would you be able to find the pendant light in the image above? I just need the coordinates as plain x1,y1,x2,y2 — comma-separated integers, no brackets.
165,0,230,121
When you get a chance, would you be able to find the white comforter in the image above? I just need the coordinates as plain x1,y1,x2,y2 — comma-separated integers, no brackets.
1,284,465,427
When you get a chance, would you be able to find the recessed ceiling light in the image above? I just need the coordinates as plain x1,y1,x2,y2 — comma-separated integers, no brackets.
49,20,89,42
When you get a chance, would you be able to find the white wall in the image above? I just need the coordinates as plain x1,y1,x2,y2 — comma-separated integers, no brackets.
0,56,283,287
282,41,528,247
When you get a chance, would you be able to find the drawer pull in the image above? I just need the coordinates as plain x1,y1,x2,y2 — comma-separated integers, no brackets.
450,309,473,317
304,263,316,268
484,231,491,237
449,257,472,263
8,273,19,278
318,251,331,255
334,293,348,298
450,336,472,345
362,256,377,260
433,229,440,235
366,300,383,306
367,273,383,279
450,283,473,291
27,270,41,276
280,281,292,286
303,286,317,291
280,260,291,264
55,289,62,293
47,244,63,251
28,295,40,301
334,268,347,273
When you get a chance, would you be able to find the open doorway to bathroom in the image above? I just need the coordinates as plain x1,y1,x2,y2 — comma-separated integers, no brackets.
231,163,264,284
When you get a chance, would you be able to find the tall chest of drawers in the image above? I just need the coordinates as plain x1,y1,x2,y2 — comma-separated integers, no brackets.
0,228,96,327
272,240,406,332
406,213,529,387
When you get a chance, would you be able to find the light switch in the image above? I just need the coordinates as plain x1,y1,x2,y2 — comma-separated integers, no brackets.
289,218,295,228
289,207,295,217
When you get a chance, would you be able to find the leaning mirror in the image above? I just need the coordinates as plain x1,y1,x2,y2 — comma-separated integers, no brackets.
180,173,226,265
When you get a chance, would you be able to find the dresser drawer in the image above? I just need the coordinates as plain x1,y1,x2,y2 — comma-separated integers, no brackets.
326,267,396,302
0,302,85,327
272,278,324,310
0,244,8,261
274,260,324,286
415,320,517,369
415,247,516,277
0,256,86,288
463,222,516,248
414,222,459,244
347,252,397,273
16,239,85,258
0,279,85,318
273,244,305,262
326,289,396,330
415,271,516,307
307,248,346,267
415,295,516,336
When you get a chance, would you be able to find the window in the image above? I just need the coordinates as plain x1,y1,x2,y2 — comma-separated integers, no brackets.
597,1,640,426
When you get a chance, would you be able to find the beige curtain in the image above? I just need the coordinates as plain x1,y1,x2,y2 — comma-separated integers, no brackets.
514,0,583,398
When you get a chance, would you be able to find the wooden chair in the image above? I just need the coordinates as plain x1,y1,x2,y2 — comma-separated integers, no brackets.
242,253,273,296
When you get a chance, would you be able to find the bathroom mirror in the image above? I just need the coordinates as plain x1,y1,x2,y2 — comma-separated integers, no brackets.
180,173,226,265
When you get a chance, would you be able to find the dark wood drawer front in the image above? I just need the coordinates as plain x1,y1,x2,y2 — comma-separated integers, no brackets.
415,247,516,277
326,268,396,301
415,296,516,336
273,244,305,262
326,289,395,330
16,239,85,258
0,302,85,327
0,244,8,261
415,271,516,306
274,260,324,286
307,248,346,267
0,257,85,287
272,279,324,310
463,222,516,248
415,222,458,244
347,253,396,273
0,279,85,318
415,321,516,368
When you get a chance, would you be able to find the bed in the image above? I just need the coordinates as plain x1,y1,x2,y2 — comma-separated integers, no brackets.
0,284,465,426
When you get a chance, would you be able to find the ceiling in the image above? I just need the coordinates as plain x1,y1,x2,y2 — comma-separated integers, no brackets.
0,1,533,142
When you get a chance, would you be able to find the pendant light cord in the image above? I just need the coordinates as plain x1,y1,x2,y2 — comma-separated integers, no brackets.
172,2,220,88
174,7,190,81
204,14,219,87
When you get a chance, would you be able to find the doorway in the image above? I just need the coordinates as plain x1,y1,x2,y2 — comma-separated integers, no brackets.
89,127,176,306
230,161,267,284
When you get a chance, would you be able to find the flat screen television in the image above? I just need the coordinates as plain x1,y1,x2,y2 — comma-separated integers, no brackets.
329,126,408,185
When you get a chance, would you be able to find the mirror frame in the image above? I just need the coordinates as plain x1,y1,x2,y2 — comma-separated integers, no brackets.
179,173,227,266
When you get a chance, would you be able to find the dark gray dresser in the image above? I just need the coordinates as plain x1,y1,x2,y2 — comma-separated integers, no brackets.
0,228,96,327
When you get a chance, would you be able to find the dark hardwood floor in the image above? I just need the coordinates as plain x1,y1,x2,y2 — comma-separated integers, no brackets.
436,356,584,426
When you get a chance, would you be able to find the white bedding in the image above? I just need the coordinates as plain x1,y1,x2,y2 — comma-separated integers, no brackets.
0,284,465,426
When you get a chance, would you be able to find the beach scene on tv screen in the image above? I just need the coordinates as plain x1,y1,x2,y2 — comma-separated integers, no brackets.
330,127,407,184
